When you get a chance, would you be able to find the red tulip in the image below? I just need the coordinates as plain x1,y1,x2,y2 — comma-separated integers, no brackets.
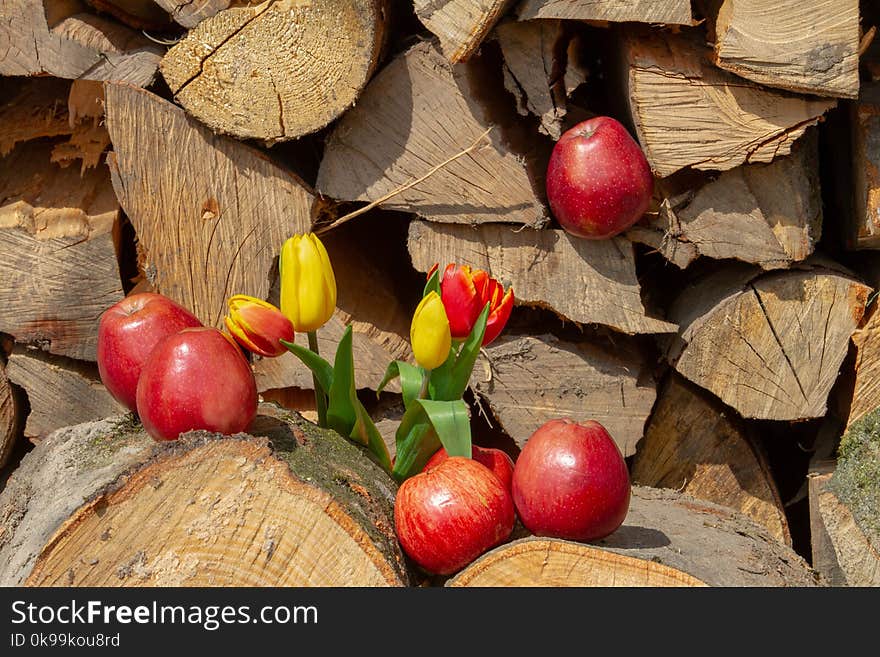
432,264,514,346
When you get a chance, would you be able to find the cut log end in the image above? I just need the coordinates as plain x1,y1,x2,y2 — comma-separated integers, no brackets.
159,0,388,142
24,406,408,587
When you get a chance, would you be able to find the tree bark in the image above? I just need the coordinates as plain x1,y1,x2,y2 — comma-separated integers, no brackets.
6,404,408,587
408,220,676,335
153,0,230,28
472,334,656,457
632,374,790,545
104,82,315,328
0,360,22,471
711,0,860,99
851,88,880,249
449,487,819,587
159,0,388,143
665,263,870,421
623,29,835,177
414,0,514,63
317,40,548,228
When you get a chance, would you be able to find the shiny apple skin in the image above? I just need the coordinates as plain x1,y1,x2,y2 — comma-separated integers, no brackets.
423,445,515,492
135,327,257,442
97,293,203,413
395,457,515,575
512,418,630,541
546,116,653,240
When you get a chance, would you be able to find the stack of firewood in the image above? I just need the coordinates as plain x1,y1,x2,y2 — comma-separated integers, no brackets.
0,0,877,587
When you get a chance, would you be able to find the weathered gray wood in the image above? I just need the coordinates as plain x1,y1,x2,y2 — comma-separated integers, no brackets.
408,221,676,335
0,0,162,86
666,264,870,421
516,0,693,24
415,0,514,63
808,462,847,586
153,0,230,28
104,82,314,327
627,131,823,270
159,0,388,142
450,487,820,587
633,374,790,545
712,0,860,99
851,93,880,249
6,347,124,441
472,334,656,457
0,142,123,361
0,360,21,471
495,19,568,139
317,41,547,228
623,30,835,177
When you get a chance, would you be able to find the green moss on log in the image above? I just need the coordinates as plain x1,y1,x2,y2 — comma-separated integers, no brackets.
831,407,880,540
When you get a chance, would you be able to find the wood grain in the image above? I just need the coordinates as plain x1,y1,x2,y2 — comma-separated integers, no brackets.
633,374,790,545
450,487,819,587
624,30,835,177
516,0,692,24
472,334,656,457
415,0,514,63
153,0,231,28
408,221,676,335
160,0,388,142
0,141,123,361
713,0,859,99
317,41,547,227
104,82,314,327
666,264,870,421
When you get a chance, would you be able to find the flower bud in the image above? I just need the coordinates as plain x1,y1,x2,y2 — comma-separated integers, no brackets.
410,291,452,370
224,295,294,357
280,233,337,333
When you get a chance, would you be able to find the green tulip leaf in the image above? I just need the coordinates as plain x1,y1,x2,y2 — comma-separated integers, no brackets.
377,360,425,409
280,339,333,393
350,398,392,471
423,267,441,299
326,326,357,438
431,303,488,401
391,398,471,481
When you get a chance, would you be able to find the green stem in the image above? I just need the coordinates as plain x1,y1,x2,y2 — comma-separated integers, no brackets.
418,368,431,400
308,331,328,427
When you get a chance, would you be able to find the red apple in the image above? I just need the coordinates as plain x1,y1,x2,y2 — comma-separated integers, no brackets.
512,418,630,541
423,445,515,492
395,457,515,575
136,327,258,442
97,293,202,412
546,116,653,239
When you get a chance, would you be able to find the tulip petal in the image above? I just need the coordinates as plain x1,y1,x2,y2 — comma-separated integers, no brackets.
280,233,337,333
483,287,514,346
411,291,452,370
440,264,482,339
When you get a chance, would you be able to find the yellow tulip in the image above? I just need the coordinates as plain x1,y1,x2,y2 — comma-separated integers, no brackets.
410,291,452,370
280,233,337,333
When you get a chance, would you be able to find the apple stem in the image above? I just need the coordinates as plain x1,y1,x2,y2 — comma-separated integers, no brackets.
308,331,329,427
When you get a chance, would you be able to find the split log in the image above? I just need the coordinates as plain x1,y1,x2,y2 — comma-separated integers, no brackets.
0,0,162,86
0,360,22,471
414,0,513,64
449,487,819,587
665,263,870,421
104,82,314,327
808,461,847,586
0,78,111,173
471,334,656,457
516,0,693,24
711,0,860,99
253,225,411,393
317,41,547,228
153,0,230,29
495,19,572,140
632,374,790,545
810,412,880,586
626,130,823,270
0,141,124,361
159,0,388,143
623,30,835,177
12,405,408,587
0,414,152,586
849,272,880,428
851,90,880,249
85,0,173,30
5,346,123,441
407,220,676,335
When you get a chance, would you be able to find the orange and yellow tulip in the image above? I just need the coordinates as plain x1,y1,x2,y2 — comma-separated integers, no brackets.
225,294,294,357
432,264,514,346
